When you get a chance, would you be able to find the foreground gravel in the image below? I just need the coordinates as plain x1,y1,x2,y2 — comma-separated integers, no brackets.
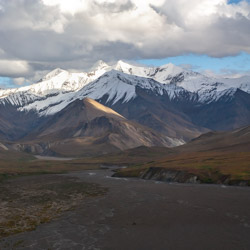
0,168,250,250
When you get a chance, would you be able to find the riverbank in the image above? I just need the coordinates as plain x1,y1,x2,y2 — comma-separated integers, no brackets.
0,168,249,250
113,166,250,186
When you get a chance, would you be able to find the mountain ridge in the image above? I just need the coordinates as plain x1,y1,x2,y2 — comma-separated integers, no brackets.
2,98,174,156
0,60,249,146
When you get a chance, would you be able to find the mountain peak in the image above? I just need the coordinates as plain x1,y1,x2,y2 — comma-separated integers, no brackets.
114,60,134,72
91,60,109,71
159,63,184,74
116,60,129,65
42,68,67,81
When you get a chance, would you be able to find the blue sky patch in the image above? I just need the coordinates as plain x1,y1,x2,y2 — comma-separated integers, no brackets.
228,0,250,3
138,52,250,75
0,77,15,89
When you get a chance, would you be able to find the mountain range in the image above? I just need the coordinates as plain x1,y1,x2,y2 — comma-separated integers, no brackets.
0,60,249,156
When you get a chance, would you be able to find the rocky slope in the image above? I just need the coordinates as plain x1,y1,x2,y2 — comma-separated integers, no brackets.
112,125,250,185
0,60,249,146
5,98,172,156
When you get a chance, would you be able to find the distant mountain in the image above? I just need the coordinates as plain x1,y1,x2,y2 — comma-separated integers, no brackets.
105,125,250,171
0,104,45,141
113,60,250,99
179,125,250,153
111,125,250,185
1,60,249,114
0,60,249,147
8,98,171,157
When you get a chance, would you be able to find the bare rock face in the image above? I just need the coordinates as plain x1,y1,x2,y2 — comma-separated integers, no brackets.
140,167,200,184
137,165,249,186
12,98,173,156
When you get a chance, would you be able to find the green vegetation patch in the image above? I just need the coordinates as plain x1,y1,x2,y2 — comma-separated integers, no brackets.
0,174,107,238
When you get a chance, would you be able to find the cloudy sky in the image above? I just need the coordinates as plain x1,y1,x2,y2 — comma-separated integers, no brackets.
0,0,250,88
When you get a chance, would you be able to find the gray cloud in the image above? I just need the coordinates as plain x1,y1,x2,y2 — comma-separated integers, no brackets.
93,0,135,13
0,0,249,83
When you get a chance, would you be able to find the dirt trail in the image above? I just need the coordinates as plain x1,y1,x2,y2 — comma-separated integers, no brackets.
0,168,250,250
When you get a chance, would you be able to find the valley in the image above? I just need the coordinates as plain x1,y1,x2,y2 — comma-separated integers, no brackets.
0,169,249,250
0,60,249,249
1,1,250,249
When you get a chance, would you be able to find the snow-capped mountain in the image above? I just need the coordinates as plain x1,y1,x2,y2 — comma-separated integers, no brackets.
1,60,249,115
0,67,104,106
112,60,250,103
113,60,250,92
12,70,188,117
0,60,250,146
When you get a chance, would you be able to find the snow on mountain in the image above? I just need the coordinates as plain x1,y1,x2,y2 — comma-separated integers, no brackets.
218,75,250,94
113,60,250,103
0,61,111,107
0,67,102,98
18,91,76,116
90,60,110,71
77,69,187,103
0,60,249,115
18,70,187,116
41,68,67,81
114,60,185,84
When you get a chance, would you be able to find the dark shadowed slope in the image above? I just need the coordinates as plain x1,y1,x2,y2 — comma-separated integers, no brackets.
16,98,172,156
178,125,250,153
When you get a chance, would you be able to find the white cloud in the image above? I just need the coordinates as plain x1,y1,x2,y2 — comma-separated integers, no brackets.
0,0,249,79
13,77,29,86
0,60,30,77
